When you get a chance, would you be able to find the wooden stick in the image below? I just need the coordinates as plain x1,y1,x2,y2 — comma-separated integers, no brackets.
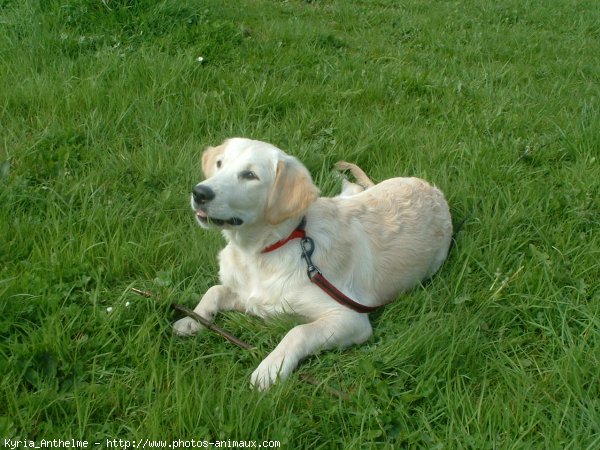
171,303,255,351
132,287,349,399
131,287,153,297
130,288,253,349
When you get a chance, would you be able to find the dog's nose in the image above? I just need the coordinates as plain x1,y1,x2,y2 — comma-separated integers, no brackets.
192,185,215,204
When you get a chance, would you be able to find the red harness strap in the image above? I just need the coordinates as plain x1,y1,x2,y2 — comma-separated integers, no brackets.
261,218,307,254
261,229,306,253
261,218,381,314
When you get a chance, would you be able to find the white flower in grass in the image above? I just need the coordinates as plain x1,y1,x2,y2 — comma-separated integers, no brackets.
196,56,205,64
106,307,113,313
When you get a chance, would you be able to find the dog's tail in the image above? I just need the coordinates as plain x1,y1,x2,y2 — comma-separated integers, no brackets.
334,161,375,188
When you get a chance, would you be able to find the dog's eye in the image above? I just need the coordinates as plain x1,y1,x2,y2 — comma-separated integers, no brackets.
216,160,222,169
239,170,259,181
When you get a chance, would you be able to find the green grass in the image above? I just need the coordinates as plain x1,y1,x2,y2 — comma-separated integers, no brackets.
1,0,599,447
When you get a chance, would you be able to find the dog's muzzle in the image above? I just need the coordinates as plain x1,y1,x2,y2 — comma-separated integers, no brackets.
191,185,244,227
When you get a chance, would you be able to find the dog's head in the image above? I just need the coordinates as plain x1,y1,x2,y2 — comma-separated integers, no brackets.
191,138,319,230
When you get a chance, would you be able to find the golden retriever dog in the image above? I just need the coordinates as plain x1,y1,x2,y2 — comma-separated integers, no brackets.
173,138,453,390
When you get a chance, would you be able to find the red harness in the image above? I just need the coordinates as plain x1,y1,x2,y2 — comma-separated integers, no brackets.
261,228,307,253
261,218,380,314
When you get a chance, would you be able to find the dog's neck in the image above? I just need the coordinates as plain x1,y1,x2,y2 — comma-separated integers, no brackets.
222,216,304,254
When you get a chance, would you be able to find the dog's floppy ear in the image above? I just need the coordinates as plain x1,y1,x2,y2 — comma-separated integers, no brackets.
266,158,319,225
201,144,226,179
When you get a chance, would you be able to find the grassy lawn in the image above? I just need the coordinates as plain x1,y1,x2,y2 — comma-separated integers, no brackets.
1,0,599,447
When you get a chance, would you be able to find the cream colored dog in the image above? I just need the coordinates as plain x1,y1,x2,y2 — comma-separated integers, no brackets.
173,138,453,390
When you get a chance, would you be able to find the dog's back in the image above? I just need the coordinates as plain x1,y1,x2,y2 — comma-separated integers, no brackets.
307,176,452,305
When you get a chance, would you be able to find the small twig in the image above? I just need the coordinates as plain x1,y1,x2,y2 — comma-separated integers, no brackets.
131,288,254,350
131,287,153,298
132,287,350,400
171,303,255,351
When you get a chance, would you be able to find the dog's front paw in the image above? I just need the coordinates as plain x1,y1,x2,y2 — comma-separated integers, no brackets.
250,354,292,391
251,359,283,391
173,317,203,336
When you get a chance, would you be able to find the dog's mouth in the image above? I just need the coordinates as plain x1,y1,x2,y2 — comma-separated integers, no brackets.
195,210,244,227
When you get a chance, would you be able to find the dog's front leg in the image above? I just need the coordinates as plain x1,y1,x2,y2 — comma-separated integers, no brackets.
250,312,372,390
173,285,243,336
